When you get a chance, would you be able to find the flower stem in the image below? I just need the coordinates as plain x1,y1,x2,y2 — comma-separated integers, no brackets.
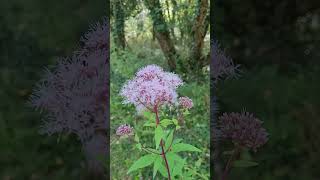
221,147,240,180
154,105,171,180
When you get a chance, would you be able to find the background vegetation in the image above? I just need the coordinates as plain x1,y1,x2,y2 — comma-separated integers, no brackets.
0,0,106,179
110,0,210,179
214,0,320,179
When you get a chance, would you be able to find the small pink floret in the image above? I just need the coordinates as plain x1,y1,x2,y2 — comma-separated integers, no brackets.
179,97,193,109
116,124,134,136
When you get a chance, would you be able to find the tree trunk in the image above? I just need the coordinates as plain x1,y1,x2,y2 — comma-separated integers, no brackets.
170,0,178,41
165,0,176,41
113,0,126,49
189,0,209,71
144,0,177,71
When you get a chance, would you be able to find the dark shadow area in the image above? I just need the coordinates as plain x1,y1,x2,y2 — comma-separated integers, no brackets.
212,0,320,179
0,1,108,179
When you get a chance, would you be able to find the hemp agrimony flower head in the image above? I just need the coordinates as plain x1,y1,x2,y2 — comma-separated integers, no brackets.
178,97,193,109
29,18,109,175
211,40,240,142
116,124,134,136
120,64,184,112
80,20,109,50
211,41,240,84
30,18,108,142
218,112,268,152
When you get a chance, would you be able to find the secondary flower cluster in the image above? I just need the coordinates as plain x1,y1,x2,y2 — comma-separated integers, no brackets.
211,41,240,84
120,65,184,112
178,97,193,109
218,112,268,151
116,124,134,136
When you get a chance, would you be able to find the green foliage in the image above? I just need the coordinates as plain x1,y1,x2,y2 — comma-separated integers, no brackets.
154,126,164,149
126,113,204,179
127,154,158,174
112,0,210,73
111,44,209,178
165,130,174,149
232,160,259,168
160,119,174,127
171,143,201,153
153,156,163,178
218,65,320,179
214,0,319,68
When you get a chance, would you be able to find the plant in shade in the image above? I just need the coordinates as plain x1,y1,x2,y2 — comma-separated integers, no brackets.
118,64,203,179
218,112,268,180
29,18,109,178
211,40,268,180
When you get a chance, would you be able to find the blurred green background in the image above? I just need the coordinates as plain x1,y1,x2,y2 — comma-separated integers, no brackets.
0,0,107,179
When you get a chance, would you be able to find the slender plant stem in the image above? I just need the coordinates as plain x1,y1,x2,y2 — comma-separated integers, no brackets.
154,105,171,180
221,147,240,180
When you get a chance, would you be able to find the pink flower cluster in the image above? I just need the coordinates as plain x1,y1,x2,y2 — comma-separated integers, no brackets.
218,112,268,151
29,19,109,142
29,18,109,174
179,97,193,109
116,124,134,136
120,65,184,112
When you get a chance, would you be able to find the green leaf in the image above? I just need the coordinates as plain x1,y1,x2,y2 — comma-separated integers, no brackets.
166,152,184,176
160,119,173,127
155,126,164,149
158,161,168,178
153,156,162,179
127,154,157,174
172,118,178,126
143,111,155,120
144,122,156,127
195,159,202,167
183,169,193,179
173,138,183,144
171,143,201,153
145,148,159,154
172,157,186,177
183,110,190,116
166,152,176,174
240,148,252,160
136,143,142,151
233,160,259,167
134,133,140,142
165,130,174,150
